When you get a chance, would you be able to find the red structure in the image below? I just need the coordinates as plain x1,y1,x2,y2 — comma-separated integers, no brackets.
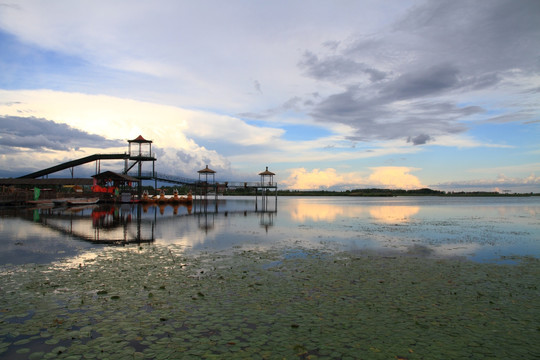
92,171,139,194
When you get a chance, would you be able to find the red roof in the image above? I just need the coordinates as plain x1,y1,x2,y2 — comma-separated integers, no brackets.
128,135,152,143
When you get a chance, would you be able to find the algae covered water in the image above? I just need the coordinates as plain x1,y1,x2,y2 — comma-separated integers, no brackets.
0,196,539,358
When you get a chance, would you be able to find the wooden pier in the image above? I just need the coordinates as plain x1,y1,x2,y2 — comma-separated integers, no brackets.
0,136,278,207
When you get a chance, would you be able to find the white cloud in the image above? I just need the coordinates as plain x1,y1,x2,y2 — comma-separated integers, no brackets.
428,134,513,149
0,0,415,112
0,89,432,180
0,1,538,188
367,166,425,189
0,89,283,148
281,166,425,190
0,89,265,175
281,168,358,190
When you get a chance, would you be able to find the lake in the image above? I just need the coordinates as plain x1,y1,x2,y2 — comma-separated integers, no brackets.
1,196,539,265
1,196,539,359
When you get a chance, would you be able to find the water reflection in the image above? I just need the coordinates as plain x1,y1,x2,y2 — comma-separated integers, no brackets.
369,206,420,223
38,205,155,244
287,199,364,222
1,196,539,264
21,198,277,247
142,202,193,215
286,199,421,224
259,212,275,232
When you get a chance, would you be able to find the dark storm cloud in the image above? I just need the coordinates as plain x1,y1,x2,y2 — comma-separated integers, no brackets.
311,85,477,142
0,116,124,153
300,0,540,144
526,86,540,94
407,134,431,145
392,0,540,72
378,64,459,100
298,51,388,83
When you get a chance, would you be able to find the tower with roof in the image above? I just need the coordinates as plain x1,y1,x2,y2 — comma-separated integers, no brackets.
125,135,157,198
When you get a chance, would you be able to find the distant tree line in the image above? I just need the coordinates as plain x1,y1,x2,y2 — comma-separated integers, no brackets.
274,188,538,197
141,185,538,197
275,188,445,197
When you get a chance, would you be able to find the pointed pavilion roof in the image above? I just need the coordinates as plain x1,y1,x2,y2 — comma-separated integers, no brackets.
128,135,152,143
259,166,275,176
198,165,216,174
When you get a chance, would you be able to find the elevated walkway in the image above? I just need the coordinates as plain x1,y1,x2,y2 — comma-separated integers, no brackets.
138,171,198,185
9,138,277,207
138,171,277,189
18,153,129,179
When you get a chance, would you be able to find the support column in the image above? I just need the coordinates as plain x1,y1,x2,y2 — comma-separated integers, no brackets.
137,161,142,199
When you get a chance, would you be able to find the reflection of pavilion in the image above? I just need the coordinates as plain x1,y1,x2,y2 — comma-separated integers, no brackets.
258,211,275,232
256,167,277,212
35,205,155,244
150,198,278,236
194,165,218,213
24,196,278,247
197,212,214,233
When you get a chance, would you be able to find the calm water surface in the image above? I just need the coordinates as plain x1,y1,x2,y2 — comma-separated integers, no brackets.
1,196,539,265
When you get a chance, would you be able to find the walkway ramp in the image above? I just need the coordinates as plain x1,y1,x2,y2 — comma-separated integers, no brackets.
18,153,129,179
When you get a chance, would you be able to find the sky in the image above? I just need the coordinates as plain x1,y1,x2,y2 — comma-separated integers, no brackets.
0,0,539,192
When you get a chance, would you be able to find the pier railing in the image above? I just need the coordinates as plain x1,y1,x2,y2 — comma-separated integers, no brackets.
225,182,278,188
131,172,277,188
134,171,198,184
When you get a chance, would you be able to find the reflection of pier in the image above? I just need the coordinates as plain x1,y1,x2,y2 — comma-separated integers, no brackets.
136,198,278,241
33,205,155,244
198,206,277,233
11,196,277,247
148,199,278,233
255,167,277,213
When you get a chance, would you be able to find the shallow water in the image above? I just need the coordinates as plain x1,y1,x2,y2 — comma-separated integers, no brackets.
1,196,539,265
1,196,539,359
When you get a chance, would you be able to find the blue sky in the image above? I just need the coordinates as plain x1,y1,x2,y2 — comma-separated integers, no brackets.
0,0,539,192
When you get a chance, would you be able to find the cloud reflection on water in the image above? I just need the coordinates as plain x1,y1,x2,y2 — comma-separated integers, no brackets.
287,201,361,222
1,196,539,264
286,199,421,224
369,206,420,223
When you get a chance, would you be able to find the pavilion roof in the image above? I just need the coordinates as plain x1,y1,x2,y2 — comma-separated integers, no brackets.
198,165,216,174
258,167,275,176
128,135,152,143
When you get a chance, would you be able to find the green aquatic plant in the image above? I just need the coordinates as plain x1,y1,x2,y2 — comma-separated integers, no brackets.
0,245,539,359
